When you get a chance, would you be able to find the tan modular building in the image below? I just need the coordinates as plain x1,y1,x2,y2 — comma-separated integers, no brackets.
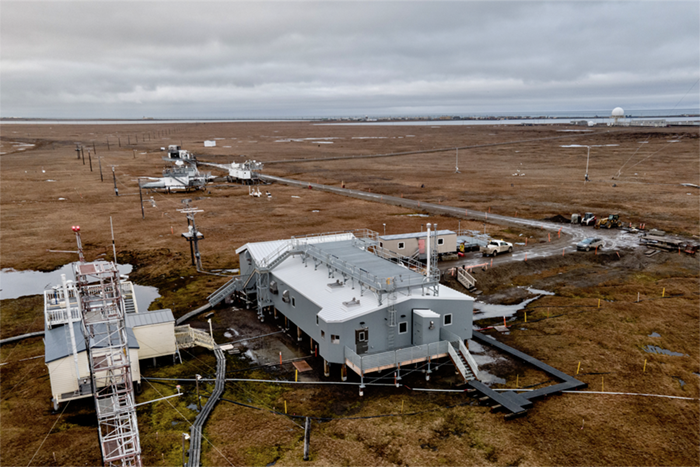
126,309,177,360
45,322,141,408
44,281,176,409
378,230,457,259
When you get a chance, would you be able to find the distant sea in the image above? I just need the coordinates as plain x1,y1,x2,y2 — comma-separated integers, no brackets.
1,108,698,125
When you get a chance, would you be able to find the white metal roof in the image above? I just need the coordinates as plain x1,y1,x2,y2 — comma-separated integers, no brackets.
236,233,355,263
379,230,455,241
272,251,471,323
125,309,174,328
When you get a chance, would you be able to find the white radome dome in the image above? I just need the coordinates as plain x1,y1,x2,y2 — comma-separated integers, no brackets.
612,107,624,117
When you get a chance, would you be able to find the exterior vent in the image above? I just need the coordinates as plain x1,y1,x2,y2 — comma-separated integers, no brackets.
327,279,344,289
282,290,290,303
269,280,278,294
342,297,361,308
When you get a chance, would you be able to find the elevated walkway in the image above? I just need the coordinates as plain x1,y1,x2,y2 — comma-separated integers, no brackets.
187,346,226,467
175,325,216,350
468,331,587,418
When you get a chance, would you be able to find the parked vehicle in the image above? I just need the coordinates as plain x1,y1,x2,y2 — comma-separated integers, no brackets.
480,240,513,257
577,237,603,251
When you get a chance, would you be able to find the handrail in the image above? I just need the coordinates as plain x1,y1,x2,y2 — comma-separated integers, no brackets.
447,344,469,380
459,339,480,380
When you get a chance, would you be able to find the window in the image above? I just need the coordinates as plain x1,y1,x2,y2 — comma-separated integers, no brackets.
398,242,405,250
379,242,383,248
398,322,408,334
291,297,296,307
321,330,325,339
358,331,367,342
331,334,340,344
437,238,444,245
443,314,453,326
316,316,319,325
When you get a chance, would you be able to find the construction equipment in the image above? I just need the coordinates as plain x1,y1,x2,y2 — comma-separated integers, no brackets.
581,212,597,226
571,213,581,224
595,214,622,229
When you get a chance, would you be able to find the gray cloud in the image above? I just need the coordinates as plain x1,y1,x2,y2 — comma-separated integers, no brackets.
1,1,698,118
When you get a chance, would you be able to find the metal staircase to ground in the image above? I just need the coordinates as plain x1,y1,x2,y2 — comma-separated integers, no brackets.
447,340,478,383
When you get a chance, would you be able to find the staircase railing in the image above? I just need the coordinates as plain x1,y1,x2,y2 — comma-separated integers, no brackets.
459,339,480,380
457,268,476,289
447,343,469,381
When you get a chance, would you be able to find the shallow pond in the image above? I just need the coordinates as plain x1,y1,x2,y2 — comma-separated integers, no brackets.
0,262,160,312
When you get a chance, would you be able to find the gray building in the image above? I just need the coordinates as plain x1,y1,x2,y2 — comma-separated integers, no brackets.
212,228,479,388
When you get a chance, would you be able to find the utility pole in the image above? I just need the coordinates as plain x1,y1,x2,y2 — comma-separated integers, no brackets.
76,144,81,160
88,150,93,172
112,166,119,196
455,148,460,173
138,180,145,219
98,156,103,181
81,147,85,165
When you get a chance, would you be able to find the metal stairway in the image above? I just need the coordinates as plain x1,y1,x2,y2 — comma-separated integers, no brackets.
207,272,257,307
447,341,477,382
449,342,476,381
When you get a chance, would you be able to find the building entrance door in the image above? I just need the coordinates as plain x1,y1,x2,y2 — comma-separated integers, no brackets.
355,328,369,354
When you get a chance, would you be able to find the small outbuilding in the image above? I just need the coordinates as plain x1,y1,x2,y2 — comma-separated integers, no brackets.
378,230,457,259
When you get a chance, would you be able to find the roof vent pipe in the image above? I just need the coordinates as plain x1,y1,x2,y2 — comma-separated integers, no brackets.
426,223,431,278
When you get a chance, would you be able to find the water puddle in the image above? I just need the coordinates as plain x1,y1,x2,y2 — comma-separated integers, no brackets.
0,262,160,311
672,377,686,388
648,332,661,337
186,403,200,412
523,286,555,296
473,296,541,321
643,345,686,357
467,339,507,385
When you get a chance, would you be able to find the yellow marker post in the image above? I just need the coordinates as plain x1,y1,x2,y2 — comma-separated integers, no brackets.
524,312,527,323
284,400,287,414
516,375,519,388
598,298,601,308
576,361,581,375
295,369,298,382
643,359,647,373
662,288,665,298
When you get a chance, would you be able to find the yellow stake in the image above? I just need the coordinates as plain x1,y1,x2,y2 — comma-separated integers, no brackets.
295,369,298,382
284,400,287,414
662,287,665,298
516,375,519,388
598,298,601,308
576,361,581,375
524,312,527,323
643,359,647,373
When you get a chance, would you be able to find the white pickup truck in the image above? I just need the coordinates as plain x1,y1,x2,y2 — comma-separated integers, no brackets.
480,240,513,257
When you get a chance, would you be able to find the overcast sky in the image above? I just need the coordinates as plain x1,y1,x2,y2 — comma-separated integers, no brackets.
1,1,698,119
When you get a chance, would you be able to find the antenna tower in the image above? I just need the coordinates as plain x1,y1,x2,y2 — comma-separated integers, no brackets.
179,199,204,270
72,226,142,466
